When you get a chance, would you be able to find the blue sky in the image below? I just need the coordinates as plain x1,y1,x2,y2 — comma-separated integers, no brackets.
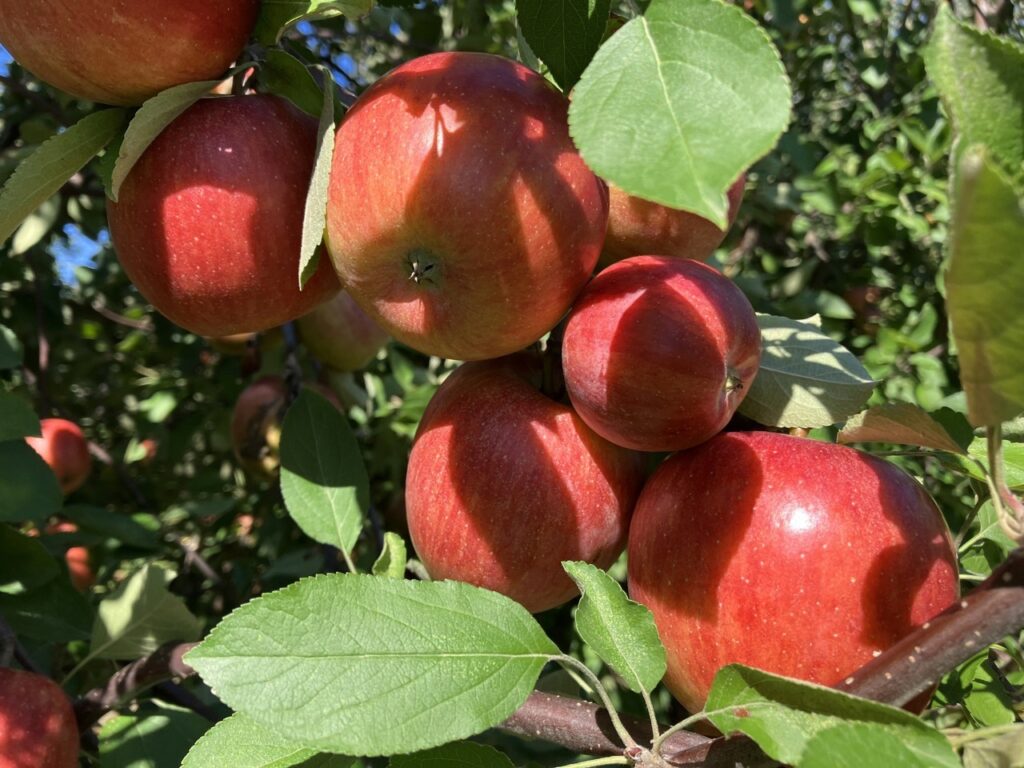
0,45,11,76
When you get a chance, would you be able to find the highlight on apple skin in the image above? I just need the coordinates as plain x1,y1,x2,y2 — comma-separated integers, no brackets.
0,666,80,768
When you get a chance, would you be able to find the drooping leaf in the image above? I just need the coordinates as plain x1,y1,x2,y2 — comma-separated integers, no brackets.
738,314,876,428
0,524,59,594
569,0,791,227
280,390,368,554
99,702,211,768
0,108,127,245
517,0,612,91
945,147,1024,426
837,402,966,454
299,66,335,288
389,741,515,768
0,441,63,523
0,392,40,442
259,50,326,118
372,532,407,579
255,1,375,45
563,561,665,694
186,575,558,756
181,712,353,768
0,325,23,370
0,576,93,642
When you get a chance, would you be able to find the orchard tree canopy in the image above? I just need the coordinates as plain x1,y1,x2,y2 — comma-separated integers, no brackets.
0,1,1023,767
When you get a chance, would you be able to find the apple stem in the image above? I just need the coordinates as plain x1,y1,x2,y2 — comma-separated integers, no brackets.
985,424,1024,545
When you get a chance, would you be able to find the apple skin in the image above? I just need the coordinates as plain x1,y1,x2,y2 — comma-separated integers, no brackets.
326,52,608,361
406,353,645,613
298,291,390,372
0,0,259,106
25,418,92,495
627,431,960,713
0,667,79,768
562,256,761,452
599,175,745,269
46,522,95,592
108,95,340,337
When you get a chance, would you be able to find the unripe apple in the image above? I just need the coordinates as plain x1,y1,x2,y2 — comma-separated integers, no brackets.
0,666,79,768
25,418,92,495
298,291,390,372
599,175,745,269
628,432,960,713
0,0,259,106
108,95,340,337
562,256,761,452
406,353,644,613
326,52,608,361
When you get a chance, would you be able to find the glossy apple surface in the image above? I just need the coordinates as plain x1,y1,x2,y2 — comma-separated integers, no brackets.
627,431,960,713
298,291,390,372
25,418,92,495
326,52,608,361
0,0,259,105
108,95,339,337
406,353,644,612
562,256,761,452
0,667,79,768
599,175,745,269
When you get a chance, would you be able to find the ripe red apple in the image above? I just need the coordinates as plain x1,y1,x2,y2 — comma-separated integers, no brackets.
326,52,608,361
298,291,390,372
406,353,644,613
0,666,79,768
627,431,960,713
0,1,259,106
562,256,761,452
46,522,95,592
25,418,92,495
108,95,340,337
599,175,745,269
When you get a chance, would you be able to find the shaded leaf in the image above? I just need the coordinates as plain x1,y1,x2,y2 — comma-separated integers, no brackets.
389,742,515,768
63,505,161,550
0,524,59,594
0,392,40,442
260,49,326,118
0,576,93,641
255,1,375,45
838,402,966,454
517,0,612,91
0,441,63,523
963,726,1024,768
182,712,352,768
0,325,23,370
299,66,335,288
99,702,210,768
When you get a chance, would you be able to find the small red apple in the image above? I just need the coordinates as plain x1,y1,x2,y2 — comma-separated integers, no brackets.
406,353,644,613
627,431,960,713
46,522,95,592
298,291,390,372
326,51,608,361
108,94,339,337
0,666,79,768
0,0,259,106
25,418,92,495
599,175,745,269
562,256,761,452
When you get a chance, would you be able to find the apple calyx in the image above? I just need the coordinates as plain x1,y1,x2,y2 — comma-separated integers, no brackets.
406,249,439,285
724,371,745,394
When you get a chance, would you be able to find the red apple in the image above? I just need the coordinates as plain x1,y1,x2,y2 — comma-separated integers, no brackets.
108,95,340,337
599,175,745,269
0,667,79,768
326,52,608,361
46,522,94,592
406,353,644,613
562,256,761,452
25,418,92,495
298,291,390,372
0,0,259,106
627,431,960,713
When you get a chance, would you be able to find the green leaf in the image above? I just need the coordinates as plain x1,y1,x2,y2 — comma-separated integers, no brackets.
837,402,967,454
0,441,63,523
961,439,1024,490
255,1,375,45
63,505,161,550
924,6,1024,185
99,702,211,768
738,314,877,428
562,561,665,694
371,532,407,579
962,726,1024,768
800,723,945,768
109,79,229,202
517,0,612,91
0,524,59,594
90,563,202,661
182,712,353,768
0,108,127,245
299,66,335,289
0,325,23,370
259,50,326,119
0,576,93,641
280,390,368,554
186,574,558,756
389,742,515,768
0,392,40,442
964,657,1018,727
945,147,1024,426
706,665,959,768
568,0,790,227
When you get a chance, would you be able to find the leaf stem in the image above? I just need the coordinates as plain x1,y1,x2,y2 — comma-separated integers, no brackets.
339,545,358,574
985,424,1024,544
651,710,709,753
558,654,638,750
641,688,661,741
553,758,629,768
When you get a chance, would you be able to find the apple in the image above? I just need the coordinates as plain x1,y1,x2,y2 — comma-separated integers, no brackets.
298,291,390,372
108,94,340,338
561,256,761,452
46,522,94,592
627,431,960,713
0,0,259,106
405,353,644,613
326,51,608,361
206,328,285,358
0,666,79,767
25,418,92,495
599,175,746,269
